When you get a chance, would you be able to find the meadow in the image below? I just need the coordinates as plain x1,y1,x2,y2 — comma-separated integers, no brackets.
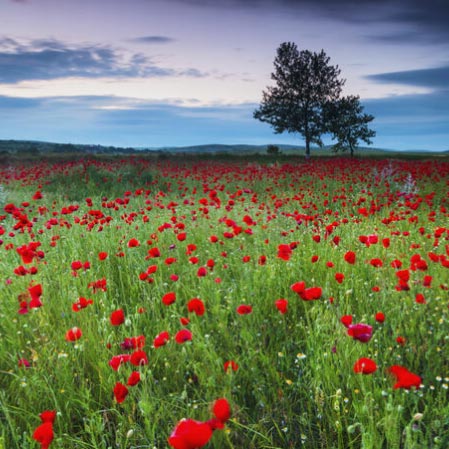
0,154,448,449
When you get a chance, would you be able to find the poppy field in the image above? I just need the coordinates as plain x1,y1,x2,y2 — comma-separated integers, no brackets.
0,155,449,449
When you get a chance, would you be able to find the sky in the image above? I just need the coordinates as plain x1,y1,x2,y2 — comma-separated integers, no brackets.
0,0,448,151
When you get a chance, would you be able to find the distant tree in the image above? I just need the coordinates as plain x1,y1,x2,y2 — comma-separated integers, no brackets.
266,144,281,155
326,95,375,157
254,42,345,159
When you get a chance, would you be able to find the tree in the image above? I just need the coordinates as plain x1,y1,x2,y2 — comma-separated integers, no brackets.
266,144,281,155
325,95,375,157
254,42,345,159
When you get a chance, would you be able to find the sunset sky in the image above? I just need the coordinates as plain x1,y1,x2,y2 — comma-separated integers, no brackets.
0,0,448,150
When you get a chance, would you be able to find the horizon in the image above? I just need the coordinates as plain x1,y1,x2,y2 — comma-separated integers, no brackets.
0,0,448,151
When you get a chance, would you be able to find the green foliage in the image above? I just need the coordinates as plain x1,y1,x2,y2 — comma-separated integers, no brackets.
325,95,376,156
0,156,448,448
254,42,345,158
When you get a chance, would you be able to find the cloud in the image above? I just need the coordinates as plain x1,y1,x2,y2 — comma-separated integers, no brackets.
367,65,449,90
131,36,176,44
171,0,449,42
0,37,207,83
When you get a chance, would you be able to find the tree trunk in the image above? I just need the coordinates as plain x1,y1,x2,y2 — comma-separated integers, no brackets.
350,144,354,158
305,138,310,160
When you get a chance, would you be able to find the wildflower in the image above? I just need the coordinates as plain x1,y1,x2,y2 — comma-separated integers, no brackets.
275,298,288,314
187,298,205,316
168,419,213,449
236,304,253,315
65,327,82,342
110,309,125,326
347,323,373,343
175,329,192,344
353,357,377,374
375,312,385,323
113,382,129,403
33,410,56,449
127,371,141,386
154,331,170,348
344,251,356,264
130,350,148,366
162,292,176,306
72,297,93,312
389,365,422,389
224,360,239,372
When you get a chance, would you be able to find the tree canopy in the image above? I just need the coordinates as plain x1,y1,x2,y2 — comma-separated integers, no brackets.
254,42,375,158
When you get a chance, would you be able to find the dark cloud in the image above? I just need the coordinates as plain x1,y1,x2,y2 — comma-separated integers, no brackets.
367,65,449,90
131,36,176,44
0,38,207,83
171,0,449,42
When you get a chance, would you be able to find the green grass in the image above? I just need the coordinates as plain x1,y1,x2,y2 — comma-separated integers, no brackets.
0,155,448,449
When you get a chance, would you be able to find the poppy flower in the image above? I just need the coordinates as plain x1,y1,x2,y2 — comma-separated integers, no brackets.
389,365,422,389
301,287,322,301
344,251,356,264
127,238,140,248
212,398,231,423
347,323,373,343
110,309,125,326
98,251,108,260
162,292,176,306
130,350,148,366
154,331,170,348
335,272,345,284
375,312,385,323
197,266,207,277
236,304,252,315
415,293,426,304
127,371,141,386
275,298,288,314
175,329,192,344
65,327,82,342
33,422,54,449
187,298,205,316
168,418,213,449
340,315,353,327
113,382,129,403
108,354,131,371
353,357,377,374
72,297,93,312
224,360,239,372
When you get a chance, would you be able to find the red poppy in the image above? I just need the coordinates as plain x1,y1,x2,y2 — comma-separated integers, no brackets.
187,298,205,316
108,354,131,371
344,251,356,264
389,365,422,389
375,312,385,323
347,323,373,342
224,360,239,372
162,292,176,306
127,238,140,248
33,422,54,449
212,398,231,423
113,382,129,403
335,272,345,284
415,293,426,304
98,251,108,260
72,297,93,312
65,327,82,342
154,331,170,348
110,309,125,326
340,315,353,327
236,304,252,315
130,350,148,366
127,371,141,386
197,266,207,277
168,418,213,449
275,298,288,314
175,329,192,344
353,357,377,374
301,287,322,301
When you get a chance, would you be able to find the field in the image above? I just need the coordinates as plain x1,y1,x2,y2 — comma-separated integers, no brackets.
0,155,448,449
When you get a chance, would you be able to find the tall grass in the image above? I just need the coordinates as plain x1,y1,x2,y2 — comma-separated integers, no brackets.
0,156,448,449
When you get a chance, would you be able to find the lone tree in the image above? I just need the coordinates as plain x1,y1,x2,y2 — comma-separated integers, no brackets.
325,95,376,157
254,42,345,159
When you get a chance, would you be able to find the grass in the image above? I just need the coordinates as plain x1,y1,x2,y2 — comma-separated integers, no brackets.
0,154,448,449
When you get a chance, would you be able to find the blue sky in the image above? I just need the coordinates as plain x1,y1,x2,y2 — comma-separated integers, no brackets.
0,0,448,150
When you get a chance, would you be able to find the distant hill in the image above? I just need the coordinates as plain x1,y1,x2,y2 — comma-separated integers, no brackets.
0,139,447,158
